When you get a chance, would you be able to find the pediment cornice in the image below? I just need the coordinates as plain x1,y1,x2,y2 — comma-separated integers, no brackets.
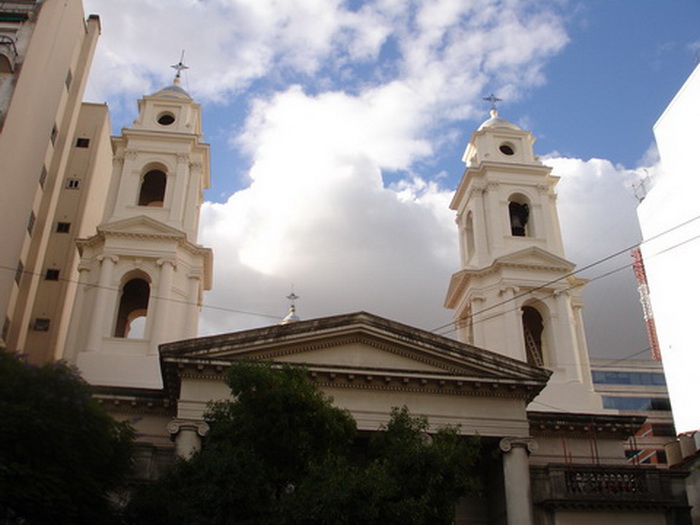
160,312,550,402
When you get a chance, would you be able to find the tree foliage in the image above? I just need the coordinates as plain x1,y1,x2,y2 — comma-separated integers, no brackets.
127,361,480,524
0,350,134,524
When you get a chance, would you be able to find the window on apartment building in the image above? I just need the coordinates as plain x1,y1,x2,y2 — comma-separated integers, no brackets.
56,222,71,233
2,317,9,342
44,269,60,281
33,318,50,331
75,138,90,148
27,211,35,235
65,69,72,90
39,166,47,188
591,371,666,386
602,396,672,411
650,423,676,437
15,261,23,285
50,124,58,146
65,178,81,190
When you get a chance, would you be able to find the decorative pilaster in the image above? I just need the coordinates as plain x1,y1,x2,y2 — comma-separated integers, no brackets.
500,286,522,361
86,255,118,351
169,153,190,223
150,258,176,354
183,272,201,338
499,437,537,525
167,419,210,459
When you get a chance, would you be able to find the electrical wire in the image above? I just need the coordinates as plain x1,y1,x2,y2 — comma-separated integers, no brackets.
431,212,700,334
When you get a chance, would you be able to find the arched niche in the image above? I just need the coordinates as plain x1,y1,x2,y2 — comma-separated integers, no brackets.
508,193,531,237
114,272,151,338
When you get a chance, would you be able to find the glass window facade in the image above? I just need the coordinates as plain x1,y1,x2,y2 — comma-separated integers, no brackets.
591,370,666,386
602,396,671,411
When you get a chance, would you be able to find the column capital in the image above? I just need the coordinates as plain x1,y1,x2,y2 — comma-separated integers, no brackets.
156,258,177,269
499,436,537,454
167,419,210,438
97,254,119,265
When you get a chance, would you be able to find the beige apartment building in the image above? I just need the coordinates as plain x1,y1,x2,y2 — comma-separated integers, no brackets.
0,0,105,363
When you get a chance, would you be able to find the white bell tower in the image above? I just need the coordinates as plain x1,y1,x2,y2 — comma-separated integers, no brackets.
445,107,600,412
66,67,213,389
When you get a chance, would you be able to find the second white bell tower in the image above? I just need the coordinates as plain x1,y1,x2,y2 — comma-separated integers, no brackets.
66,74,213,389
445,109,600,412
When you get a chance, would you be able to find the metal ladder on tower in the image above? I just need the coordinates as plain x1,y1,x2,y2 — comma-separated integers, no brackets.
524,326,543,367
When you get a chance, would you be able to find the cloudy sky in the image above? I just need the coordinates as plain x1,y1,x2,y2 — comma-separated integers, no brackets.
82,0,699,360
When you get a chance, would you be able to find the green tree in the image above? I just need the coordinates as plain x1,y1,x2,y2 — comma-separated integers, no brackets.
128,361,480,524
0,350,134,524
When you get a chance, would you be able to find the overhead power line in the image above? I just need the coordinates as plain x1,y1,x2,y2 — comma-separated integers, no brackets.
431,212,700,335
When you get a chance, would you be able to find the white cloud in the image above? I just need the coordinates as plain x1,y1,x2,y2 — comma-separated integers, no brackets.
81,0,652,360
199,84,456,334
546,156,650,357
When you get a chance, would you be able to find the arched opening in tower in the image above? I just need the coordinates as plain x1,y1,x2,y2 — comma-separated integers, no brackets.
115,278,150,338
508,200,530,237
138,170,166,207
522,306,544,366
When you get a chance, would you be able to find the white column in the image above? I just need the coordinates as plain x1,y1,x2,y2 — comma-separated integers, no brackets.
500,286,523,361
470,296,487,348
86,255,118,352
167,419,210,459
484,182,503,251
168,153,189,224
110,150,138,221
183,162,203,240
63,264,90,363
499,437,536,525
150,259,175,354
183,273,201,338
471,186,489,266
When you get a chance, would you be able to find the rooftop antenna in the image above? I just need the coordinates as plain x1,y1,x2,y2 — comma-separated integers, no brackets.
482,93,503,117
170,50,188,85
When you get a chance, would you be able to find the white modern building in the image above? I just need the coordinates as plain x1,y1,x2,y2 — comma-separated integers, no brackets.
637,63,700,435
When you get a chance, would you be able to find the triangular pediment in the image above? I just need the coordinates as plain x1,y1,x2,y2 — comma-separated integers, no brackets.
160,312,550,401
495,246,575,271
445,247,577,308
97,215,186,239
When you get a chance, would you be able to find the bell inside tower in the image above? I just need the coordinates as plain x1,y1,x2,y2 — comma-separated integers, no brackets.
508,195,530,237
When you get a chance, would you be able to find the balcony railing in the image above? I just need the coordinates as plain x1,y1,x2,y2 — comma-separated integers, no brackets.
532,464,685,507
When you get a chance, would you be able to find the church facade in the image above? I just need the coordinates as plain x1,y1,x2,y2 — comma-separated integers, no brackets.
72,83,690,523
0,4,692,521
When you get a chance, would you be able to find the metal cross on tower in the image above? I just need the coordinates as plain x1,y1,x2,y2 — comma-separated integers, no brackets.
482,93,502,111
170,50,189,80
286,291,300,306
